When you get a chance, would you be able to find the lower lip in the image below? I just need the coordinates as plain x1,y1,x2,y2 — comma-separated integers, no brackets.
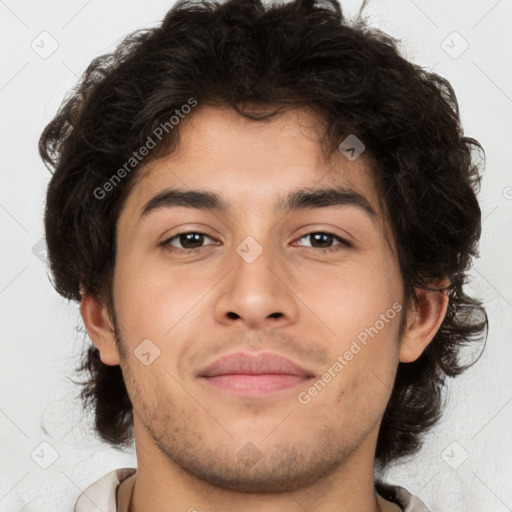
201,374,311,394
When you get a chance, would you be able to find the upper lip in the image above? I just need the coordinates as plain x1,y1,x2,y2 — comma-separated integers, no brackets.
198,351,315,378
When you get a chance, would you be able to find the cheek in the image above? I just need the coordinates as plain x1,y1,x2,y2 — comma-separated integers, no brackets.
296,256,401,342
112,251,166,338
113,252,215,342
297,253,403,405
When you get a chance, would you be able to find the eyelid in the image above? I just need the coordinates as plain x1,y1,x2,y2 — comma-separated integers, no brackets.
293,226,353,245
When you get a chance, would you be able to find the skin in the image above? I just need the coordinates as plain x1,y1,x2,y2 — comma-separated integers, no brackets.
81,105,448,512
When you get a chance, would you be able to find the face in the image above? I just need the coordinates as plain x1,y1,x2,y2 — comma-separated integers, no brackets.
107,105,406,492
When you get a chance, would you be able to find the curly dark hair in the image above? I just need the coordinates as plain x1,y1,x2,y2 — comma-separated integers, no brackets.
39,0,488,470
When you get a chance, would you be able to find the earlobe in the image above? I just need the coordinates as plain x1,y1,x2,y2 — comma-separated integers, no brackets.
399,279,450,363
80,290,121,366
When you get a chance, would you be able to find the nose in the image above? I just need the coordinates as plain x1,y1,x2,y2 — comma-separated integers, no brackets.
213,239,299,330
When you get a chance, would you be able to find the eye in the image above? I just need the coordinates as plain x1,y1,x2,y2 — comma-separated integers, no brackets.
294,231,351,252
160,232,218,252
160,230,351,254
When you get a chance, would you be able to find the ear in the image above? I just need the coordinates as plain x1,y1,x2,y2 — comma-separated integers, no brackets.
399,278,450,363
80,287,121,366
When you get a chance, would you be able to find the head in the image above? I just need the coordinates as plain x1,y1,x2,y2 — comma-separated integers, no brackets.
40,0,487,479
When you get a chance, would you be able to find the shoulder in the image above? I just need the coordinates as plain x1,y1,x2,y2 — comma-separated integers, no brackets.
74,468,137,512
376,479,430,512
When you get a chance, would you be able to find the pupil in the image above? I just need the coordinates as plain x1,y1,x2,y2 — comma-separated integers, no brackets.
312,233,331,248
181,233,202,248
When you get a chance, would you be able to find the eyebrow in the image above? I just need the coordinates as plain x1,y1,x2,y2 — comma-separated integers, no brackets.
139,185,377,220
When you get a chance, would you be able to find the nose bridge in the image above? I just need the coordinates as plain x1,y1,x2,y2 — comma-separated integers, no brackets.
229,204,280,276
214,227,298,328
231,232,281,298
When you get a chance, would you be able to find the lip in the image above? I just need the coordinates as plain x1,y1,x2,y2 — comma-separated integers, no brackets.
198,351,315,378
198,351,315,395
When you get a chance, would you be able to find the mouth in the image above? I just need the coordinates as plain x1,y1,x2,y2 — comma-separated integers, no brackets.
198,351,315,396
200,373,313,394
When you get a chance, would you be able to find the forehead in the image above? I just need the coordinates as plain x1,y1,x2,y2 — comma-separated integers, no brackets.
120,105,386,228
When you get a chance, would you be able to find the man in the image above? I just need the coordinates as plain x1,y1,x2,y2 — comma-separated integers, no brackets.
39,0,487,510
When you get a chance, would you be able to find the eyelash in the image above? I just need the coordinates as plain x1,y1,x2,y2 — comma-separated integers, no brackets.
159,231,352,254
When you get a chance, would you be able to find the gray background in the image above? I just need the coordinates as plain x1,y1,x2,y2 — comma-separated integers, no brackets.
1,0,511,510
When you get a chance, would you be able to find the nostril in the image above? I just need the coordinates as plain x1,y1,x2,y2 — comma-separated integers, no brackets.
227,312,239,319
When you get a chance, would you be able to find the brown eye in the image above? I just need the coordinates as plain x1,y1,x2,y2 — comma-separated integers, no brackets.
295,232,351,252
161,232,216,251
